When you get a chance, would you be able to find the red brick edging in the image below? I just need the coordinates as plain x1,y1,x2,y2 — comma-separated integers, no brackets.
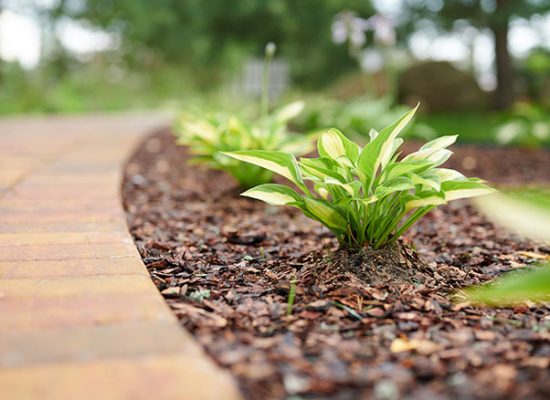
0,114,241,400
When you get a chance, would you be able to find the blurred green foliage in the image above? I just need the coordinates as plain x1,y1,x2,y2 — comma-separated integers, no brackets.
295,96,437,142
0,60,199,114
3,0,550,152
51,0,374,87
494,102,550,148
465,265,550,306
415,112,499,144
467,188,550,306
521,48,550,105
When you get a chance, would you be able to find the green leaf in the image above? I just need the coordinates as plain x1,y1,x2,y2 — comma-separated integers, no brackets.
375,176,415,197
278,133,315,154
324,178,360,196
442,180,495,201
299,157,346,183
358,105,418,181
380,138,403,170
420,135,458,150
223,150,304,188
465,265,550,306
405,191,446,210
178,115,218,144
402,148,452,167
368,128,379,142
313,183,330,199
431,168,466,182
410,172,441,192
303,197,347,232
273,101,305,123
318,128,361,167
242,184,303,206
361,195,379,205
384,160,433,181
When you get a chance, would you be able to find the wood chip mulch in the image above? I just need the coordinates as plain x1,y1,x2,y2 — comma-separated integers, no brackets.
122,130,550,400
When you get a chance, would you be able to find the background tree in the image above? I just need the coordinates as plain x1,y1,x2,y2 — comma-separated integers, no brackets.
49,0,375,88
400,0,550,109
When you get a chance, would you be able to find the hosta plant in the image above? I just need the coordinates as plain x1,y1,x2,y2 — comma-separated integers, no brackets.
175,101,313,188
175,42,314,188
225,106,495,249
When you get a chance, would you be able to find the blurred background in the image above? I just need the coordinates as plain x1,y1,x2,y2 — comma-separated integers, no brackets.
1,0,550,146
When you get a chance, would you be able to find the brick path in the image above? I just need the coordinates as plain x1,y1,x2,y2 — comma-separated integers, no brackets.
0,114,242,400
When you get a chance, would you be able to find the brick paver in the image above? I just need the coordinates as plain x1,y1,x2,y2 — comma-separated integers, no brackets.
0,114,242,400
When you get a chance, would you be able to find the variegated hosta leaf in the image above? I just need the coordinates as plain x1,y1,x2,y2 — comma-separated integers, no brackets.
369,128,379,142
380,138,403,170
278,133,315,154
228,116,248,135
384,160,433,181
361,195,379,205
303,197,347,232
314,183,330,199
299,158,346,183
224,150,304,188
221,126,254,149
402,147,452,167
178,117,218,144
242,184,303,206
420,135,458,150
375,176,415,197
358,105,418,182
405,192,446,210
431,168,466,182
273,101,305,123
442,180,495,201
318,128,361,167
410,172,441,192
324,178,361,196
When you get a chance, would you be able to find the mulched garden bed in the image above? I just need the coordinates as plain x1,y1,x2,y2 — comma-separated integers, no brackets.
122,130,550,400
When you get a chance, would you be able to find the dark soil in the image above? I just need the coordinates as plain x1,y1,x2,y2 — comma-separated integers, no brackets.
321,243,429,286
122,131,550,400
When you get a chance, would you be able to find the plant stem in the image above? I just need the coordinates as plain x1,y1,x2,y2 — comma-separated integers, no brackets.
261,43,276,120
394,206,435,239
286,275,297,316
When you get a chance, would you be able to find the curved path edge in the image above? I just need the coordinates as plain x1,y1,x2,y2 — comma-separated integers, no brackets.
0,113,242,400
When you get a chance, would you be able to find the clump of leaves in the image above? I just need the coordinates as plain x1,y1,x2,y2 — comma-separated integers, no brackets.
175,102,313,188
297,96,438,142
175,43,314,188
495,102,550,148
225,106,495,249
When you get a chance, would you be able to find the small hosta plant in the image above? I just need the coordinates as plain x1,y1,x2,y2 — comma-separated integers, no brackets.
176,101,313,188
225,106,495,249
175,42,314,188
